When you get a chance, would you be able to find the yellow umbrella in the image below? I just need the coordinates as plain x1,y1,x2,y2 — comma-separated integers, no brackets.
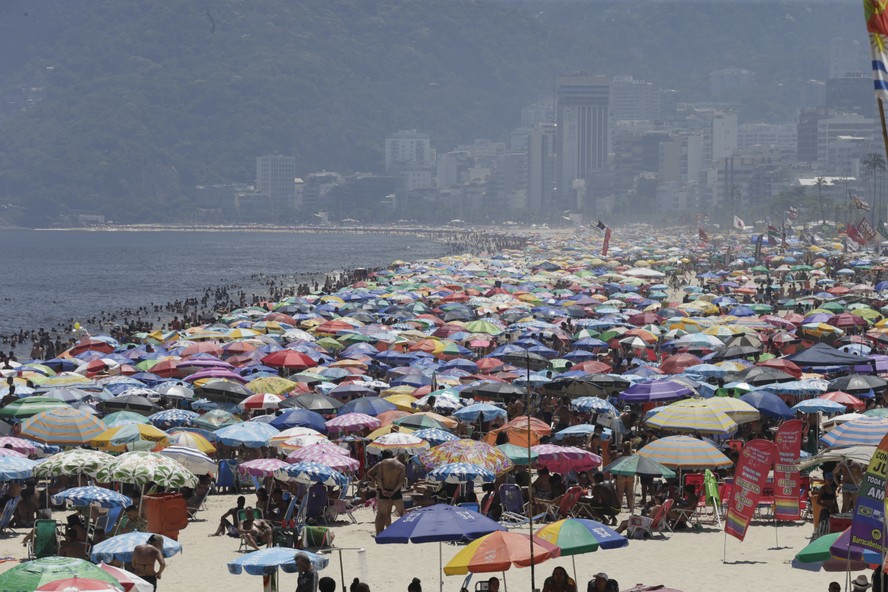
245,376,298,395
90,424,170,452
385,395,418,412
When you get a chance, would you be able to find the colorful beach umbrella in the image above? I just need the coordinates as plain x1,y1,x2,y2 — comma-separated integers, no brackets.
96,451,197,488
419,440,513,475
52,486,132,508
35,449,116,479
535,518,628,554
636,435,732,469
0,557,121,591
366,432,430,455
443,531,560,575
274,461,348,487
820,417,888,447
19,406,106,445
427,462,496,484
645,400,738,435
602,454,676,478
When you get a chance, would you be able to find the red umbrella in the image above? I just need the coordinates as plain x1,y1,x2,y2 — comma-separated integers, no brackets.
181,342,223,358
628,312,664,326
659,353,703,375
261,350,317,370
819,391,865,412
571,360,612,374
264,312,298,325
36,577,121,592
67,338,114,356
828,313,868,329
756,358,802,378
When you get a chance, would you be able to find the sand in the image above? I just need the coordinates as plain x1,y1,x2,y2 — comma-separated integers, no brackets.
0,492,839,592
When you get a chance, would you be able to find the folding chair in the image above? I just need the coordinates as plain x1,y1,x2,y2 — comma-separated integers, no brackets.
302,483,328,525
187,487,211,520
236,508,264,552
538,486,583,521
626,498,673,539
27,519,59,559
0,497,21,535
497,484,546,527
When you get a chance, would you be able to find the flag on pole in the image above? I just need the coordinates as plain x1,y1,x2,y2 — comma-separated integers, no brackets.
601,227,612,256
596,220,607,231
850,191,872,211
698,228,709,243
781,223,787,247
733,215,745,229
847,223,867,245
858,217,878,241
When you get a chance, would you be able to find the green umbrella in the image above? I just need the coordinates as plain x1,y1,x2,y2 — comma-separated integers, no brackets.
0,396,70,419
96,450,197,488
0,556,122,591
603,454,676,478
794,531,843,563
393,415,446,429
103,411,150,427
864,408,888,418
193,408,241,430
821,301,845,313
34,449,116,479
496,443,539,465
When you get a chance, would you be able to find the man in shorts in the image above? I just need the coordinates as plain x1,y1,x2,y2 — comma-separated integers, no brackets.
367,450,406,534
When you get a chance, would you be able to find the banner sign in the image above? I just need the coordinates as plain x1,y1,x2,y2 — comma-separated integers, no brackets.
774,420,803,520
725,439,777,541
846,433,888,559
601,227,611,257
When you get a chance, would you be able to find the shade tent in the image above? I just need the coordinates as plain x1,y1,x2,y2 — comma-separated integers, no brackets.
787,343,876,372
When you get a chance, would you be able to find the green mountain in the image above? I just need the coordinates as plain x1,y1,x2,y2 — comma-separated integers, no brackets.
0,0,867,224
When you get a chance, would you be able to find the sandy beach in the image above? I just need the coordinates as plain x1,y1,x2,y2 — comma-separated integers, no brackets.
0,491,829,592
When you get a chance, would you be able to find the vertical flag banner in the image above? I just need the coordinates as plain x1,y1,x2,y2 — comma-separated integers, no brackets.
754,235,763,260
601,227,611,257
725,439,777,541
774,420,803,521
847,223,866,246
733,215,745,229
845,432,888,560
867,0,888,101
859,217,878,241
699,228,709,244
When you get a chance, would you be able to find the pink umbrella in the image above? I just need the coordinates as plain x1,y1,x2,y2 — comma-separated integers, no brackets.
0,448,26,457
285,441,350,460
182,369,247,383
97,563,153,592
531,444,602,473
180,342,224,358
288,448,360,472
0,436,38,455
238,458,290,478
325,413,380,434
36,577,121,592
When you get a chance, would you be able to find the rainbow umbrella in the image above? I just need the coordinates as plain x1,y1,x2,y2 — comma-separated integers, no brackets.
0,558,121,591
443,530,560,575
535,518,628,581
21,407,107,445
636,436,732,469
419,439,513,475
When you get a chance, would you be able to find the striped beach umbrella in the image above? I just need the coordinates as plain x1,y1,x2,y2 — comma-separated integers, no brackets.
325,412,380,434
148,409,198,429
637,435,733,469
52,486,132,509
238,458,290,478
427,462,496,484
91,532,181,564
535,518,628,555
286,448,360,472
821,417,888,448
96,451,197,488
646,400,738,435
35,449,115,479
90,424,170,452
366,433,430,456
412,428,459,446
531,444,602,473
570,397,619,416
0,396,70,419
0,436,38,456
157,446,217,477
166,430,216,454
274,461,347,487
238,393,284,411
21,407,107,445
418,440,513,475
444,531,560,575
0,456,38,480
214,422,279,448
703,397,760,424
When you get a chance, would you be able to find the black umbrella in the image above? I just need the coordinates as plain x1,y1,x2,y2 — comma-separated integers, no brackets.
725,334,763,350
543,377,607,398
198,379,253,404
710,345,761,361
731,366,795,386
462,381,527,402
101,395,160,416
498,351,550,372
828,374,888,393
279,392,343,414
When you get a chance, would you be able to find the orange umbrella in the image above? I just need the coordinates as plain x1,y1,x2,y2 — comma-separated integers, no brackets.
444,531,560,574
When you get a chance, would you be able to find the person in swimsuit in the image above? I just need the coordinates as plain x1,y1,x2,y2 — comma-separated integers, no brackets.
131,534,165,591
835,460,863,513
366,450,406,534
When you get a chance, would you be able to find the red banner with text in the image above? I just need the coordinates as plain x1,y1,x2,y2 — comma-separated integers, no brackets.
774,420,803,521
725,439,777,541
601,227,612,257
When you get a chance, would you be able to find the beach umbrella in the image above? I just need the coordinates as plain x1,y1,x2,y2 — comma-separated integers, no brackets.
619,380,693,403
239,458,290,478
819,391,865,412
453,403,508,423
570,397,618,416
702,397,760,424
531,444,602,473
0,396,70,419
270,409,327,433
412,428,459,446
227,547,328,592
535,518,627,581
337,397,397,417
828,374,887,393
427,462,496,484
0,557,121,591
35,577,123,592
497,443,539,465
96,563,153,592
214,422,279,448
192,409,241,430
325,413,380,434
419,440,513,475
820,417,888,447
35,449,116,479
96,451,198,489
102,395,159,416
157,445,217,476
103,411,150,428
245,377,298,396
239,393,285,412
90,424,170,452
52,486,132,508
793,528,880,571
262,350,318,370
637,436,732,469
275,461,348,487
166,430,216,454
197,379,253,403
366,432,430,455
279,392,342,414
645,400,738,435
0,456,38,480
0,436,37,456
377,503,506,592
286,448,359,472
148,409,198,429
791,399,846,414
738,391,795,420
602,454,676,478
443,530,560,575
91,532,182,564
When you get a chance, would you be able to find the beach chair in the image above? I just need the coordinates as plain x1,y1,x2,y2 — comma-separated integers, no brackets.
497,484,546,527
0,496,21,535
626,499,673,539
236,507,264,552
538,486,583,522
273,494,301,547
27,519,59,559
303,483,329,525
187,487,211,520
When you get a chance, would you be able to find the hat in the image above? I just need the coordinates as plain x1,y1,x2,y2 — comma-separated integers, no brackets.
852,574,872,590
593,573,608,581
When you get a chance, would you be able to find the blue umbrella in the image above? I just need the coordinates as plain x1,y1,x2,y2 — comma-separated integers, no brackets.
427,463,495,484
767,379,830,397
215,422,280,448
571,397,618,416
792,399,846,414
270,409,328,433
554,424,599,440
52,486,132,508
821,417,888,447
739,391,795,420
275,461,347,487
452,403,507,423
412,429,459,446
91,532,182,563
336,397,397,417
619,380,693,403
0,457,37,480
227,546,329,575
149,409,198,429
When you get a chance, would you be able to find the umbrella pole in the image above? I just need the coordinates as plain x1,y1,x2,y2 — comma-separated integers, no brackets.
571,555,577,587
525,353,535,592
502,571,507,592
263,571,278,592
439,541,443,592
339,548,346,592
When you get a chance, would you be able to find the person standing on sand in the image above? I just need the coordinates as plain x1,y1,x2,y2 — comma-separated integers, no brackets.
131,534,165,591
366,449,406,534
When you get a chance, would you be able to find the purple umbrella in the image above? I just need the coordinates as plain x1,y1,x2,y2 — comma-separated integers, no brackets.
619,380,694,403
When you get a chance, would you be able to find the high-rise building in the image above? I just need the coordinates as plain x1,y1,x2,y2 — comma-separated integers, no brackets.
826,74,875,118
703,111,738,164
256,154,297,212
527,123,557,212
610,76,661,122
384,130,434,172
556,74,610,210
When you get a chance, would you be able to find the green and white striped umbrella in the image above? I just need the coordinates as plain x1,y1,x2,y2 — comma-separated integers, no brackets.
35,449,116,479
95,451,197,488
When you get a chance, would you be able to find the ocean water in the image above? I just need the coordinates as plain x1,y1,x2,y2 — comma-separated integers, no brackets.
0,229,450,338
